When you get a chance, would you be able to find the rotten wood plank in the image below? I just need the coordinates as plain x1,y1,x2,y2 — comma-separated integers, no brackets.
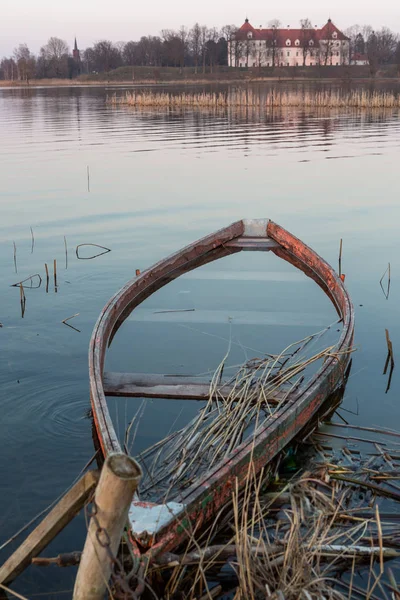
103,372,287,403
0,470,99,586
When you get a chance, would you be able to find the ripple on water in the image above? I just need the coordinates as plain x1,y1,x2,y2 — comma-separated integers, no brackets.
1,376,90,444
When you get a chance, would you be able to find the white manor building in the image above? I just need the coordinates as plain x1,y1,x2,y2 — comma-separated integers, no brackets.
229,19,350,67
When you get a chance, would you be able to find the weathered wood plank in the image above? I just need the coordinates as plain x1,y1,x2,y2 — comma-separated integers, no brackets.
224,237,280,250
0,470,99,586
103,372,286,403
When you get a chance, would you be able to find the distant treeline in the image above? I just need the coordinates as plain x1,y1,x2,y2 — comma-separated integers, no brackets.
1,21,400,81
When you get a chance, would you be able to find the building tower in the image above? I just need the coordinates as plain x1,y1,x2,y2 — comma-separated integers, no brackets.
73,37,81,63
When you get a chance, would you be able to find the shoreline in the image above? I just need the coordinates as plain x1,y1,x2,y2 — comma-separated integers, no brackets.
1,75,400,89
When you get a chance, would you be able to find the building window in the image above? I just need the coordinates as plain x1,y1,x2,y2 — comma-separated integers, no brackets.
286,39,291,46
296,51,299,56
296,62,299,66
287,62,290,66
253,62,256,67
267,62,270,66
332,32,338,39
295,39,300,46
309,40,314,46
287,51,290,57
247,32,253,39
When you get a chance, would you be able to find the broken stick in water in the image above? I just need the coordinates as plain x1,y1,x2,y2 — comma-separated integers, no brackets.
11,275,42,289
30,227,34,254
44,263,49,293
380,263,391,299
53,259,57,292
19,284,26,318
64,236,68,269
76,244,111,260
13,242,17,274
338,238,343,277
62,313,80,333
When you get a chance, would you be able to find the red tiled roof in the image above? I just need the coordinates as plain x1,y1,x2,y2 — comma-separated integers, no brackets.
235,19,349,43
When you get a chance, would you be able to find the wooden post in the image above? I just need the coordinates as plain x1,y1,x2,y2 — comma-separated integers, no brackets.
73,453,142,600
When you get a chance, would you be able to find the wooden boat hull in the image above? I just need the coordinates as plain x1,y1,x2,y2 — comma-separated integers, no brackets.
89,219,354,559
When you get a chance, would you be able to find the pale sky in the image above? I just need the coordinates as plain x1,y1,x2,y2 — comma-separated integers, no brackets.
1,0,399,56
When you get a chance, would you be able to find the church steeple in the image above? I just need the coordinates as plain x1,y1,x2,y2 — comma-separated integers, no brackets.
73,37,80,62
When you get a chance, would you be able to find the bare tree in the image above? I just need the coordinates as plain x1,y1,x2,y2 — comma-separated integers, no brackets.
300,19,314,66
267,25,279,68
189,23,202,72
123,41,137,65
206,27,220,72
13,44,36,81
268,19,281,29
0,57,17,80
91,40,122,73
221,24,238,67
40,37,69,77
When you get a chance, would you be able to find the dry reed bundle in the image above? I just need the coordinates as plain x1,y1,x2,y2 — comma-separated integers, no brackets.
135,326,345,502
108,89,400,110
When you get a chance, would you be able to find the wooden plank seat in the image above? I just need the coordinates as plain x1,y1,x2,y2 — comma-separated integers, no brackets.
103,372,288,403
224,237,280,251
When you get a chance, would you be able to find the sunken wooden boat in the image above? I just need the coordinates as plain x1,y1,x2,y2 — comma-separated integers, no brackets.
89,219,354,560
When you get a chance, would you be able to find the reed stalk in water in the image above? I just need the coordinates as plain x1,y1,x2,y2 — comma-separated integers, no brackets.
13,242,17,273
44,263,49,293
108,89,400,110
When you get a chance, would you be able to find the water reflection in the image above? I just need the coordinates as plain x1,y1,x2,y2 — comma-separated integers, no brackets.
0,84,400,598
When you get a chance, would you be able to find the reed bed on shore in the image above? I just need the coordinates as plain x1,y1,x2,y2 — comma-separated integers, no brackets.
108,88,400,110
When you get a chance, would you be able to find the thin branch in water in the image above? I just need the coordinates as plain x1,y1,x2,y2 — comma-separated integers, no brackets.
54,259,57,292
13,241,17,274
44,263,49,293
11,274,42,289
383,329,395,377
338,238,343,277
62,313,80,333
76,244,111,260
30,226,34,254
19,283,26,318
64,236,68,269
379,263,391,300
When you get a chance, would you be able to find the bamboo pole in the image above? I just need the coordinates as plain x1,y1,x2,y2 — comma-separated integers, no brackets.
73,453,142,600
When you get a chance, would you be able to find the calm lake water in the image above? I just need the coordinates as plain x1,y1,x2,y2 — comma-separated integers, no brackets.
1,84,400,597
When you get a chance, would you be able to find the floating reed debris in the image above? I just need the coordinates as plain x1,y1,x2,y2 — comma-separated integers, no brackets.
11,274,42,289
13,242,17,274
76,244,111,260
44,263,49,293
19,284,26,318
30,226,34,254
64,236,68,269
61,313,80,333
108,89,400,110
380,262,391,300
